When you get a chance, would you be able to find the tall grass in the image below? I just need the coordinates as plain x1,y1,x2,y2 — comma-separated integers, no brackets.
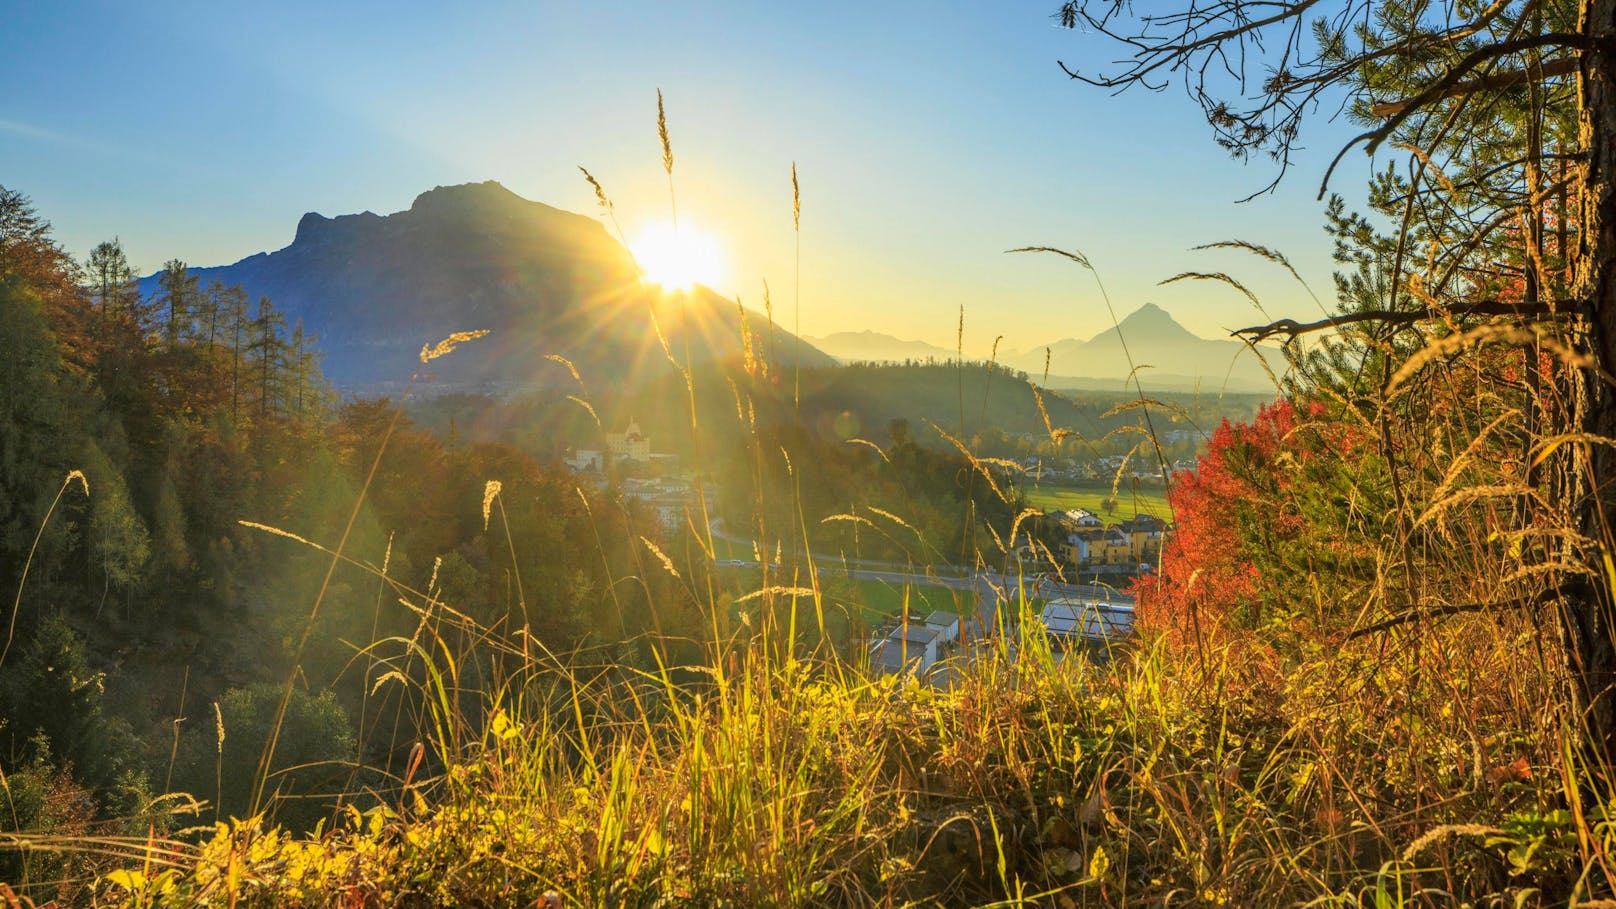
85,585,1583,907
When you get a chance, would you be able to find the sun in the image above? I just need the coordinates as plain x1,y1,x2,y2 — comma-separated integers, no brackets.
629,221,726,291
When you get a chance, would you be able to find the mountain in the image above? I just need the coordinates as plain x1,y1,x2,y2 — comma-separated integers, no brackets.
1007,303,1279,393
807,307,1279,393
803,330,961,364
140,181,832,390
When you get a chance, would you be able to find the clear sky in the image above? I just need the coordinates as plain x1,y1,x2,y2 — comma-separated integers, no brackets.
5,0,1382,355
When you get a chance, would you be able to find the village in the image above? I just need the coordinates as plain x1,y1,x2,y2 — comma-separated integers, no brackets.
565,420,1171,684
863,505,1165,683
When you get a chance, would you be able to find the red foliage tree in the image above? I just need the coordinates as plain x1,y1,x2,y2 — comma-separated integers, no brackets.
1134,399,1377,655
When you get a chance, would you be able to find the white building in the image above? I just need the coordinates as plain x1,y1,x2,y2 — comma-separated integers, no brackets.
871,623,942,675
566,449,604,472
622,477,691,531
606,419,652,462
924,611,961,645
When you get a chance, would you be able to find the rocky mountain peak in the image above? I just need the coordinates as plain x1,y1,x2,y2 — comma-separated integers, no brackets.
408,180,523,214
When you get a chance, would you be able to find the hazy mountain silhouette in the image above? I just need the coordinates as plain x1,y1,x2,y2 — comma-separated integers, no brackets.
804,330,963,364
806,305,1277,392
1008,303,1278,392
141,181,831,390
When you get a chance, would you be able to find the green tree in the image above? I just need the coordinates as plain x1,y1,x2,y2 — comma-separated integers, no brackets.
85,239,140,326
226,284,250,421
0,278,84,571
0,612,139,793
172,683,354,832
286,320,330,422
79,440,149,613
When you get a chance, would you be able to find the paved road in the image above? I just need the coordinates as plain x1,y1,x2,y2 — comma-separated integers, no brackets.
708,518,1135,632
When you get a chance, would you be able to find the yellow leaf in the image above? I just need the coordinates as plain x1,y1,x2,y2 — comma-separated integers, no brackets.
104,869,145,892
1087,843,1110,881
490,709,518,741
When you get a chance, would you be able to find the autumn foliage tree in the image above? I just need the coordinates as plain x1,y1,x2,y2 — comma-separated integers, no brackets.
1135,400,1382,653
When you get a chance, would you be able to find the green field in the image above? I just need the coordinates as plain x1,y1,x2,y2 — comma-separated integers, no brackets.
1022,484,1173,523
828,576,974,620
715,564,972,624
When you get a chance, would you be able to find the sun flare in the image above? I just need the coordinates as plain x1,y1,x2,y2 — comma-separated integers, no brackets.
629,221,726,291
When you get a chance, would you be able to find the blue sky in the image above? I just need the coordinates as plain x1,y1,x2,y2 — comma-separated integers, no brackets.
4,1,1380,354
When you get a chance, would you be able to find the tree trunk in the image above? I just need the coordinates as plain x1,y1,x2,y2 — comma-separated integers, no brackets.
1568,0,1616,773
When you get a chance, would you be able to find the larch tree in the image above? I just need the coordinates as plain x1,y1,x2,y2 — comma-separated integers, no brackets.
1054,0,1616,769
157,258,198,346
85,239,138,324
225,284,249,422
247,295,286,419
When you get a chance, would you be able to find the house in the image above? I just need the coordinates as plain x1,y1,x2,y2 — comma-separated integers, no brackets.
871,623,942,676
1067,508,1103,527
606,419,652,462
1040,600,1134,640
1065,527,1133,567
1046,508,1102,532
1116,514,1169,561
924,611,961,645
643,490,688,530
566,449,604,472
621,477,692,531
1039,599,1135,660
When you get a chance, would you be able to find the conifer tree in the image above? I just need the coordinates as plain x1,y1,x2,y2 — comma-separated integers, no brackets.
157,259,198,346
227,286,249,422
247,295,286,419
85,239,138,324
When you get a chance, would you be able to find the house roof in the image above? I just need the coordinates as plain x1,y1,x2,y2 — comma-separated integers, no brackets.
1041,601,1134,638
889,625,939,645
873,641,913,671
924,611,959,628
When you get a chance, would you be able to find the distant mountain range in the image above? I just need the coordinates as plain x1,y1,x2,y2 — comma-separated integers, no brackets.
808,303,1280,393
802,331,961,363
139,181,832,390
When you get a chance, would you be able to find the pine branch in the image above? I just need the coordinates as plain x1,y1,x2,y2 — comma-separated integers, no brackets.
1235,300,1567,342
1369,56,1580,117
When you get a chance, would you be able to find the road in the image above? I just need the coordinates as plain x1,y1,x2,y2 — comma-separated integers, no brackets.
710,517,1134,629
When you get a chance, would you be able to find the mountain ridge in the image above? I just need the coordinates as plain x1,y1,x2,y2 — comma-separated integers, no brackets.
138,181,832,391
807,302,1280,392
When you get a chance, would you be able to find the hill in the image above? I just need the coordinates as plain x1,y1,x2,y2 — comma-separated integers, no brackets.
138,181,832,390
804,330,963,364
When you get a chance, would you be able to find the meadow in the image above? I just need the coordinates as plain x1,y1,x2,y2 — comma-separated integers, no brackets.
1020,483,1172,524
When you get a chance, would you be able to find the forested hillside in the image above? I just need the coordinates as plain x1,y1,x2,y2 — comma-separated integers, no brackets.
0,187,712,892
